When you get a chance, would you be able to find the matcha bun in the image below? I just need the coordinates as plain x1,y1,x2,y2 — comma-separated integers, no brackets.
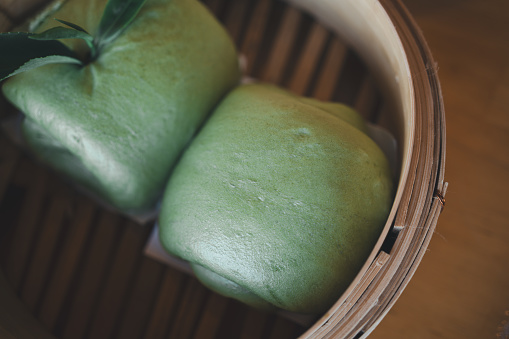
159,83,394,314
2,0,240,216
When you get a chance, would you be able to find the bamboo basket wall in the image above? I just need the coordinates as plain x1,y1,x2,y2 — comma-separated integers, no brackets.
0,0,446,338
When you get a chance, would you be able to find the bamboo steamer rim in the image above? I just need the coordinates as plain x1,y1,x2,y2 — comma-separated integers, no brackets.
0,0,446,338
286,0,446,337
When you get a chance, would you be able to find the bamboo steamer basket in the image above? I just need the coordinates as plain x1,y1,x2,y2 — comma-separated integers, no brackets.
0,0,446,338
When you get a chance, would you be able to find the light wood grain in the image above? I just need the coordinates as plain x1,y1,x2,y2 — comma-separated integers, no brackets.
371,1,509,338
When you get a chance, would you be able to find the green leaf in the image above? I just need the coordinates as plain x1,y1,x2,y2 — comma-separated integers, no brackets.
5,55,82,80
0,32,81,81
54,19,89,33
30,26,95,52
94,0,147,51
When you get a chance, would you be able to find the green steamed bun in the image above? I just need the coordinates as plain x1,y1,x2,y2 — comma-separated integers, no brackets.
2,0,240,215
159,83,394,314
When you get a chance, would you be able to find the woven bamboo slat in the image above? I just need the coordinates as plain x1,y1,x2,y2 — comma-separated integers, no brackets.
0,0,446,338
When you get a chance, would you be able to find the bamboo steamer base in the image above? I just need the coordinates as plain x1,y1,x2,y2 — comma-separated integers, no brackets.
0,0,446,338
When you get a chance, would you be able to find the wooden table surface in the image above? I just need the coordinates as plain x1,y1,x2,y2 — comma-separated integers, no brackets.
372,1,509,338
